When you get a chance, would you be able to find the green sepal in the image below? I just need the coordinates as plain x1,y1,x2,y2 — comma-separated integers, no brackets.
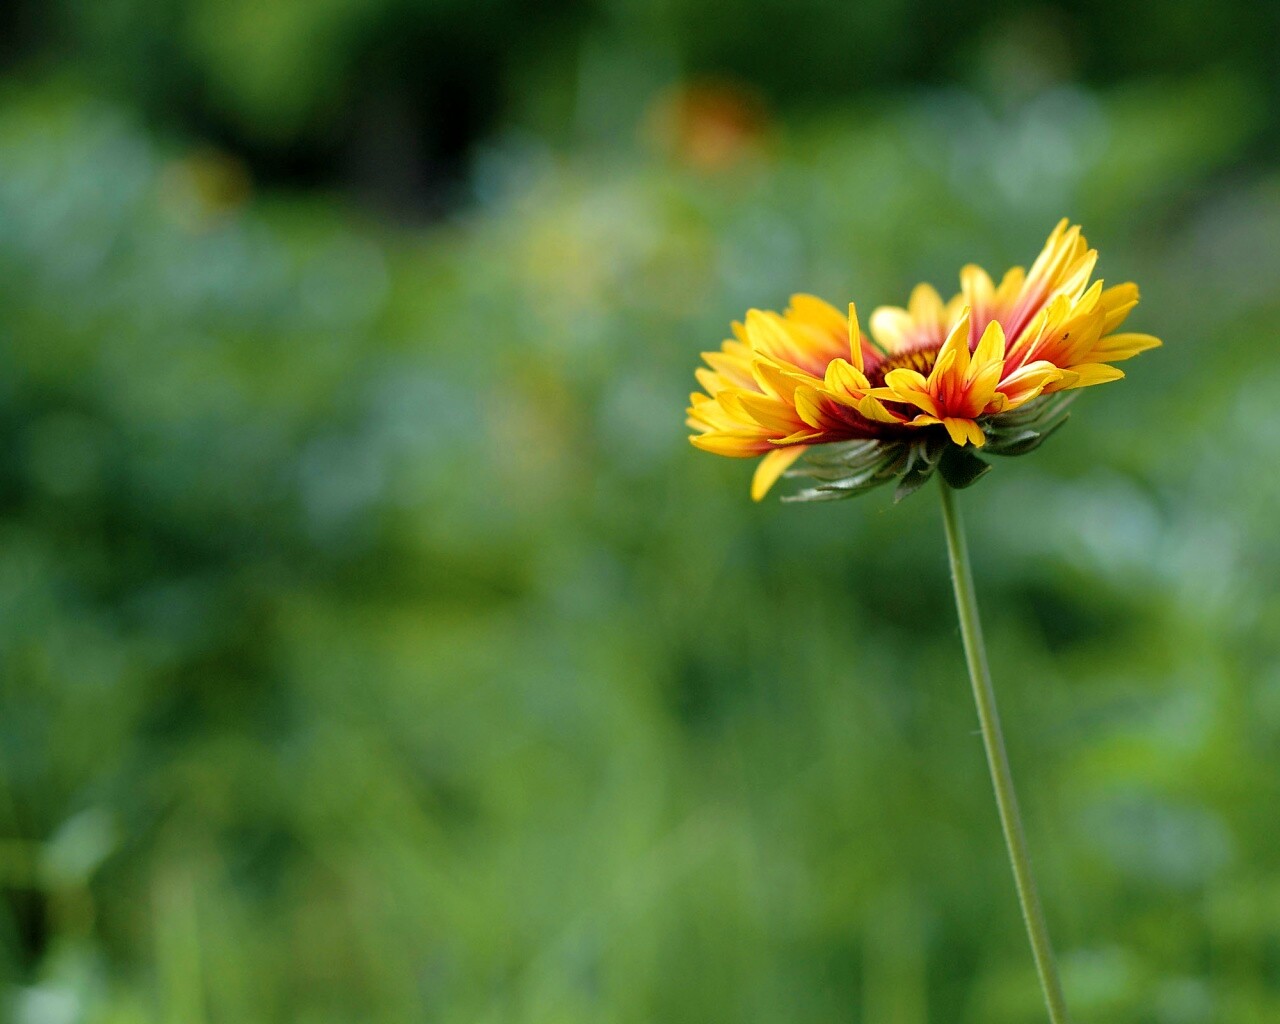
985,414,1070,457
938,444,992,489
893,439,942,503
798,440,882,468
990,392,1076,429
782,442,909,503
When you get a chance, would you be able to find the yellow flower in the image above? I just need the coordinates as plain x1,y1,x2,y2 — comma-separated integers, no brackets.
687,220,1161,501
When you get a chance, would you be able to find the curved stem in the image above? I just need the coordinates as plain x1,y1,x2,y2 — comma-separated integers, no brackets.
938,478,1071,1024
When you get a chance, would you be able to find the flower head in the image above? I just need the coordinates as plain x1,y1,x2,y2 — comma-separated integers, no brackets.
687,220,1161,501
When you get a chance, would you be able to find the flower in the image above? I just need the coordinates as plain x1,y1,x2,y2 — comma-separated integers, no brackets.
687,220,1161,502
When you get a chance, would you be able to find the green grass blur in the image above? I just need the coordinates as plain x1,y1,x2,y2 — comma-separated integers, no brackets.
1,5,1279,1023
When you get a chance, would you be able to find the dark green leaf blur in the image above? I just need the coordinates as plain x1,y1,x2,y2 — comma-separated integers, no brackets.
0,2,1278,1021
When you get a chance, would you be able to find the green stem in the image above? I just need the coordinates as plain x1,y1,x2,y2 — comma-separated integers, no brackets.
938,478,1071,1024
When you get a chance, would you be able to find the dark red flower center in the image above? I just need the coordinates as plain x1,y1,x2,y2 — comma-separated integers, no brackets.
864,339,941,388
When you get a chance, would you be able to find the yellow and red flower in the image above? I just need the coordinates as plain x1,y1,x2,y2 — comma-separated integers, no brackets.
687,220,1161,501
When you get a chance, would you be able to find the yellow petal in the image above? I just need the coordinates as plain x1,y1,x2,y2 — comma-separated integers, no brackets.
744,309,797,361
715,388,751,422
1100,282,1140,332
1089,332,1162,361
994,266,1026,307
933,308,973,382
1074,278,1105,315
702,350,756,390
908,283,946,325
971,318,1007,373
793,387,831,430
752,358,815,401
690,433,770,457
1056,249,1098,301
880,368,940,418
787,295,846,336
857,395,905,423
943,291,969,328
687,406,726,433
695,367,725,396
879,368,929,392
928,348,960,409
824,357,870,401
941,417,973,446
751,446,807,501
1026,220,1082,290
1066,309,1108,364
868,306,913,352
1061,363,1126,388
1022,219,1068,287
848,302,864,372
997,360,1064,408
960,264,995,314
738,393,800,435
940,417,985,447
1042,369,1081,393
965,362,1005,412
772,428,824,445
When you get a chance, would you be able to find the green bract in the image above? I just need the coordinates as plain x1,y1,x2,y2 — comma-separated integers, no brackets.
782,393,1077,504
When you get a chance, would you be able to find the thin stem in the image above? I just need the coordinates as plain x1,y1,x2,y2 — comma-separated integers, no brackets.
938,478,1071,1024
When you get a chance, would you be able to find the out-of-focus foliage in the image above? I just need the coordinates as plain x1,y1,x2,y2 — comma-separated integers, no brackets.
2,0,1276,200
1,11,1280,1024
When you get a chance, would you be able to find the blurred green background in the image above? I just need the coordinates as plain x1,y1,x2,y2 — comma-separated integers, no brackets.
1,2,1278,1022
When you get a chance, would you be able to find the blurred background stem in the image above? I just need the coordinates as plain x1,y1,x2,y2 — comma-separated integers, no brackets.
939,478,1071,1024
